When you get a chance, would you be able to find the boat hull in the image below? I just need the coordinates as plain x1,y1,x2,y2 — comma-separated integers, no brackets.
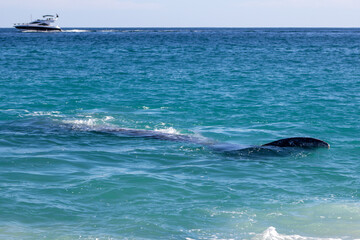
15,25,61,32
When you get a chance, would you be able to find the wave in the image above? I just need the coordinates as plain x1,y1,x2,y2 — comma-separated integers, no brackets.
253,227,342,240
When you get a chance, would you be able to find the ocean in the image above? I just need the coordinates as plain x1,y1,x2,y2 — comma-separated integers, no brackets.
0,28,360,239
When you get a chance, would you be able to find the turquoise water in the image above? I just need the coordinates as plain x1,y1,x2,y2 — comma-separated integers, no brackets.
1,28,360,239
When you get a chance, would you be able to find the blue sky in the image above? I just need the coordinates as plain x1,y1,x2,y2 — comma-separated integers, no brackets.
1,0,359,27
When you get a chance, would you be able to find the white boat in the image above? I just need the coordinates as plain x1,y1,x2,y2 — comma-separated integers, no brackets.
14,14,61,32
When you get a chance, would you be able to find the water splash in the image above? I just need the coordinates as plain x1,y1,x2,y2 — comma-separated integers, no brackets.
154,127,180,135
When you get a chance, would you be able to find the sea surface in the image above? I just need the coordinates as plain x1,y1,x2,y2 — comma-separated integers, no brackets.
1,28,360,239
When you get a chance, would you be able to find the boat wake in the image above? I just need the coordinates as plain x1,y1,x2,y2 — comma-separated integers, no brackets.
62,29,92,33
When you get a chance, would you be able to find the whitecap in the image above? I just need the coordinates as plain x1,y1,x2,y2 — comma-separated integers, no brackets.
253,227,341,240
104,116,114,121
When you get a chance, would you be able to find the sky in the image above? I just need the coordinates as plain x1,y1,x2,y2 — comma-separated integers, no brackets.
1,0,359,28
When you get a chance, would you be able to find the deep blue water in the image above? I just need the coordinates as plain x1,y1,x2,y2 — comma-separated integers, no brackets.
1,28,360,239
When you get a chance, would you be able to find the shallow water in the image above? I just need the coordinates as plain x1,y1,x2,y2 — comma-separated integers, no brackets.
1,28,360,239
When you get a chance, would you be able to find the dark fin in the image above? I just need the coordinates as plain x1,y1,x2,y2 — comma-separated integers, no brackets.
262,137,330,149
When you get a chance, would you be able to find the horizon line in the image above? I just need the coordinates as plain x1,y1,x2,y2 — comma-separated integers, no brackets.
2,26,360,29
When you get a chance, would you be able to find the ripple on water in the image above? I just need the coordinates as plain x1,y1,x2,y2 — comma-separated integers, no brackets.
1,28,360,239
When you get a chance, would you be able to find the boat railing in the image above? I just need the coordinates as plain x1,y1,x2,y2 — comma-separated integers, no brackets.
14,22,47,26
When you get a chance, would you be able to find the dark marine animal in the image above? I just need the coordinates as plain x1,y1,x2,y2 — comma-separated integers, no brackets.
262,137,329,149
88,126,330,155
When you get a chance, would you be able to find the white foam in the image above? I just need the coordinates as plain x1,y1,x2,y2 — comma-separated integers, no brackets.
98,29,119,32
63,29,91,33
62,118,98,131
154,127,180,135
66,119,96,125
253,227,341,240
26,111,63,117
21,30,57,33
104,116,114,121
61,115,114,128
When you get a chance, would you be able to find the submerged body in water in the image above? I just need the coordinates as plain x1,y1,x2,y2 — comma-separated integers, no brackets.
64,122,330,155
